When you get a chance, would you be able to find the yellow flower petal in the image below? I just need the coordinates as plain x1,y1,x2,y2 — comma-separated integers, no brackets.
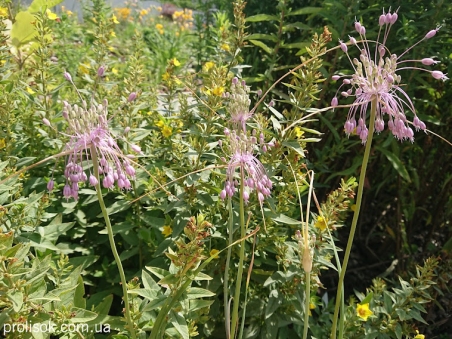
212,86,224,96
26,87,35,94
162,126,173,138
315,215,327,231
356,303,373,321
210,249,220,258
111,14,119,24
0,7,8,17
172,58,180,67
414,330,425,339
46,9,58,20
162,225,172,238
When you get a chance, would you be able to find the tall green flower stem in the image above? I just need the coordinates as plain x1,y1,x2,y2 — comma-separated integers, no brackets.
230,167,246,339
330,98,377,339
302,171,315,339
224,198,234,339
91,146,136,339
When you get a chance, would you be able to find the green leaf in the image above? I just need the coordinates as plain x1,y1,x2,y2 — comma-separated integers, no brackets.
11,12,37,47
69,307,98,323
189,299,214,312
142,269,160,291
361,292,373,304
28,0,64,13
94,295,113,315
248,40,272,55
245,33,278,42
265,290,282,319
186,287,215,299
245,14,279,22
282,141,305,158
103,200,131,215
73,276,86,309
394,323,402,339
287,7,323,16
375,146,411,182
158,274,178,285
9,291,24,312
169,311,189,339
272,214,301,225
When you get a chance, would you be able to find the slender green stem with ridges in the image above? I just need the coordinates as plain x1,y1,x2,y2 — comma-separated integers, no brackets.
90,145,136,339
230,167,246,339
330,97,377,339
224,198,233,339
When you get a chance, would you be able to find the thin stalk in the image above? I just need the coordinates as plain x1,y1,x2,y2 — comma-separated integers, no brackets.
230,167,246,339
90,145,136,339
224,198,234,339
303,272,310,339
330,97,377,339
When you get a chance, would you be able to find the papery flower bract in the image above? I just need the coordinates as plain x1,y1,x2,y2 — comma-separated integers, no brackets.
333,8,447,144
57,97,135,200
356,303,373,321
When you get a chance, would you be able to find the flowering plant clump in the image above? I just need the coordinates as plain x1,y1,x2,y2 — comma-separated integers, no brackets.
332,8,448,143
47,74,138,200
219,78,273,204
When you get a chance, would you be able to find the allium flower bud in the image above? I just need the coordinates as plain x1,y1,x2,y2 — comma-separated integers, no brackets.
42,118,51,126
128,92,137,102
331,97,338,107
124,126,131,134
268,100,275,107
425,27,441,39
421,58,438,65
131,144,141,153
47,180,54,191
431,70,448,81
97,65,106,77
64,72,72,82
89,174,98,186
232,77,239,85
257,89,262,97
332,75,341,81
340,41,348,53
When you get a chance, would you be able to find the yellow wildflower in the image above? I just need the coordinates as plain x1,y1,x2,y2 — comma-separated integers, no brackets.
155,23,163,30
162,126,172,138
356,303,373,321
66,10,74,17
110,30,116,37
210,249,220,258
0,7,8,17
78,63,90,75
294,126,304,138
0,138,5,149
155,120,165,128
172,58,180,67
204,61,215,71
108,46,115,52
162,226,172,238
414,330,425,339
140,9,148,16
115,7,131,21
157,6,162,12
314,215,327,231
111,14,119,24
221,43,230,52
112,67,118,75
162,72,170,81
211,86,224,97
45,9,58,20
26,87,35,95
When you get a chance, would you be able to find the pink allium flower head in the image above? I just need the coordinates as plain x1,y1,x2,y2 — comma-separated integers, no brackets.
64,71,72,82
220,128,272,203
57,99,135,200
333,8,447,144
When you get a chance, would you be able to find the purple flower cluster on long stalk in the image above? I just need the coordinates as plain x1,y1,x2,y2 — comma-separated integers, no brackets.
331,8,448,144
219,77,273,204
46,73,140,199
